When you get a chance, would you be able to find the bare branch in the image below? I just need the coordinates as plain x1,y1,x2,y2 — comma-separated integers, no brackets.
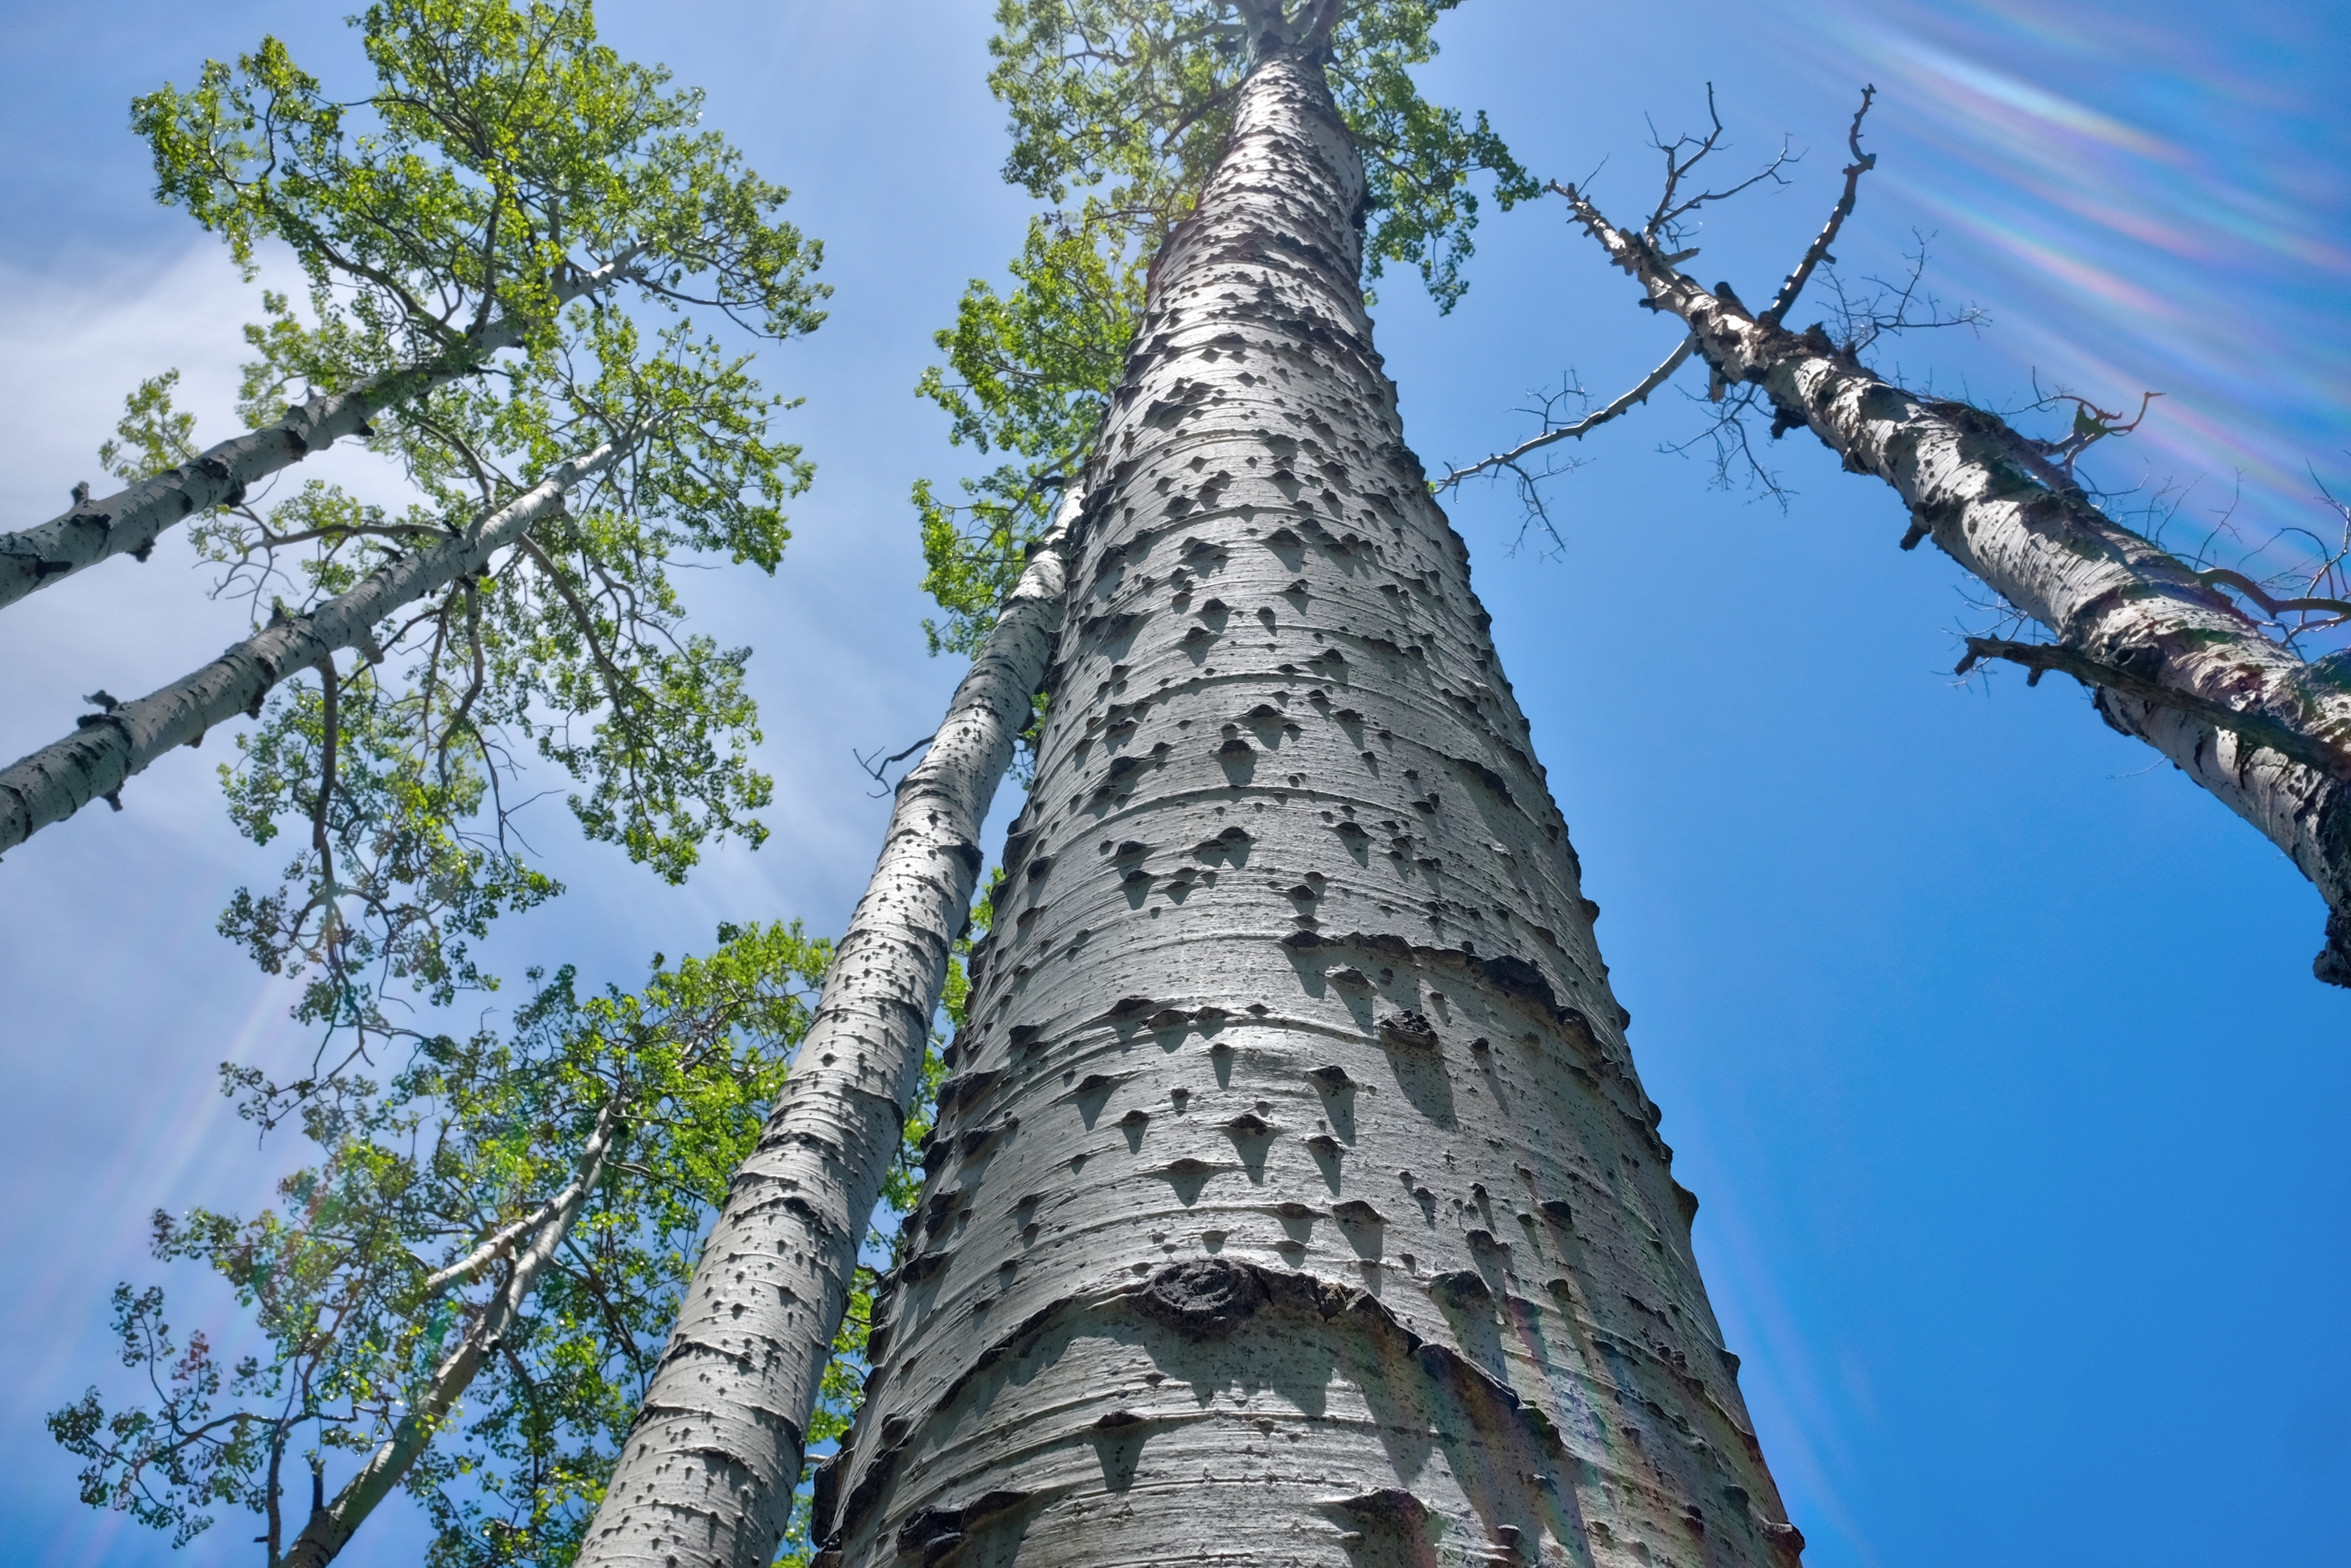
1624,84,1796,249
1958,635,2351,782
853,733,939,798
1760,86,1877,327
1437,334,1695,494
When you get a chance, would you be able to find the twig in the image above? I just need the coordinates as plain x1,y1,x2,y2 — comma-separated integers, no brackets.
855,732,938,797
1631,84,1796,247
2194,566,2351,629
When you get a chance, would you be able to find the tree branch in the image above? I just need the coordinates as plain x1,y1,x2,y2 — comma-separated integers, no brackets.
1437,333,1695,494
0,428,644,855
1958,635,2351,783
0,244,647,610
1760,86,1876,328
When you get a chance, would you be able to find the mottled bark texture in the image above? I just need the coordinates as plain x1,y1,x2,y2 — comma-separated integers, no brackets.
280,1096,626,1568
1562,187,2351,986
0,248,641,611
571,500,1078,1568
0,435,630,854
811,51,1804,1568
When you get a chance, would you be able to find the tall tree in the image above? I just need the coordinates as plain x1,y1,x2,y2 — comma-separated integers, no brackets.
42,9,838,1560
586,5,1806,1567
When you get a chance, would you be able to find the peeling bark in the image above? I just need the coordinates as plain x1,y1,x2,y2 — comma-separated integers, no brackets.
1560,187,2351,985
815,43,1803,1568
0,247,643,611
277,1095,628,1568
571,496,1081,1568
0,432,635,855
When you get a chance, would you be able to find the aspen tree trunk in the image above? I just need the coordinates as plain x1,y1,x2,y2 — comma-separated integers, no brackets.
0,431,636,854
1559,189,2351,984
0,247,643,611
809,32,1804,1568
573,500,1079,1568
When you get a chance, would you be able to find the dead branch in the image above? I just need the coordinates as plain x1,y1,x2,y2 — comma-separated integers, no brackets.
1633,84,1795,248
1760,86,1876,328
2193,566,2351,629
1958,635,2351,782
1437,334,1695,496
855,732,938,796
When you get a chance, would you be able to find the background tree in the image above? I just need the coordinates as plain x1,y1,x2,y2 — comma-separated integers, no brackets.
36,7,845,1562
51,921,834,1566
1460,89,2351,984
0,0,824,1072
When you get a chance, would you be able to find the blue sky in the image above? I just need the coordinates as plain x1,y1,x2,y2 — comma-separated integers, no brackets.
0,2,2344,1565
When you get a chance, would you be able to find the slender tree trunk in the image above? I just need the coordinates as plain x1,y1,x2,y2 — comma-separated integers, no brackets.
1560,186,2351,984
278,1094,629,1568
0,431,636,855
0,247,644,612
811,40,1803,1568
572,496,1081,1568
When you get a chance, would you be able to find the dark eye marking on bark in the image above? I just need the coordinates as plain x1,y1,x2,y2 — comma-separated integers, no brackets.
889,1489,1034,1567
1380,1011,1441,1050
956,1119,1017,1160
1321,1487,1432,1525
935,1070,1005,1121
1429,1269,1491,1305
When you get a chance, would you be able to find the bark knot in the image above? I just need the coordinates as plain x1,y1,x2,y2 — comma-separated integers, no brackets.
1134,1259,1269,1338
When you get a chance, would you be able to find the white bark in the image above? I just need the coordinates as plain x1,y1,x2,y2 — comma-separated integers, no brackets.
0,247,645,611
572,496,1081,1568
812,45,1805,1568
0,432,635,855
278,1092,629,1568
1560,187,2351,983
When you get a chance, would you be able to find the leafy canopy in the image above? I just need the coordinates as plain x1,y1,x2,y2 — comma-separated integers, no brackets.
916,0,1536,653
136,0,827,366
101,0,827,1060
